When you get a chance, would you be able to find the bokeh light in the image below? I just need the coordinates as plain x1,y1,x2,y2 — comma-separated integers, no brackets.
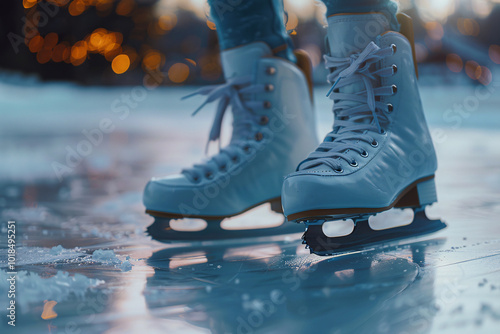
478,66,492,85
112,54,131,74
489,45,500,64
465,60,481,80
168,63,190,83
446,53,463,73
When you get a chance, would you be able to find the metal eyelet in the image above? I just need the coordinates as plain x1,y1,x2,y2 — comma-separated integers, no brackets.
265,84,274,92
263,101,272,109
232,156,240,163
392,64,398,74
387,103,393,113
205,172,214,179
243,146,251,154
391,84,398,94
334,167,343,173
219,164,227,171
266,67,276,75
193,176,200,183
255,132,264,141
349,160,358,167
391,44,397,54
259,115,269,125
380,128,386,135
360,150,369,158
371,140,379,148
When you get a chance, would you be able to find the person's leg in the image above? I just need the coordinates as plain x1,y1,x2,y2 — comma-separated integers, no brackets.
282,2,442,254
321,0,400,31
207,0,296,62
143,0,317,240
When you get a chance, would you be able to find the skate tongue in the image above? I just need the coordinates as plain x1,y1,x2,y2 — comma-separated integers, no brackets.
326,13,390,58
220,42,272,80
326,13,390,100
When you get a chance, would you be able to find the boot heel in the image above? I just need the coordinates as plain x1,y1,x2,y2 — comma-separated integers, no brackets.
395,176,437,208
270,198,283,214
416,177,437,206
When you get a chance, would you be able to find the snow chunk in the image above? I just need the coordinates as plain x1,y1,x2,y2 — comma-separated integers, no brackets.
91,249,121,264
119,260,133,272
50,245,64,255
0,270,103,311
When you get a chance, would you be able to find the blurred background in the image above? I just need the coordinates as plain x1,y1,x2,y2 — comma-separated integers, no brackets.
1,0,499,86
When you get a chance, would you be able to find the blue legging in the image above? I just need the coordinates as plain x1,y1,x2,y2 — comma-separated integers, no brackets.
208,0,399,62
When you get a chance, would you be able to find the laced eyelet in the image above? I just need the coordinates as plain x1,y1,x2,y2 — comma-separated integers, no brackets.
360,150,369,158
392,64,398,74
265,84,274,92
391,84,398,94
263,101,272,109
380,128,386,135
387,103,393,113
205,172,214,179
349,160,358,167
259,115,269,125
371,140,379,148
391,44,397,54
266,67,276,75
255,132,264,141
334,167,343,173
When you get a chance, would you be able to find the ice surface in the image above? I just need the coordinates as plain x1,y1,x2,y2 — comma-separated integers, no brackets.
1,77,499,333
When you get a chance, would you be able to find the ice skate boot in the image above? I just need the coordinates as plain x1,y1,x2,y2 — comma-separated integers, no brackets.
144,42,318,242
281,13,446,255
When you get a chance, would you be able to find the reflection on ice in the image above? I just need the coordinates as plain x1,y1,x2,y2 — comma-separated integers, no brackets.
368,208,414,230
170,218,207,231
220,203,284,230
322,219,355,237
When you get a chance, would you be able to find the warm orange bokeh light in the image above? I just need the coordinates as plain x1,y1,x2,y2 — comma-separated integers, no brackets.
52,43,70,62
29,35,44,53
286,12,299,31
478,66,492,85
158,15,178,31
23,0,38,9
445,53,463,73
143,50,163,70
168,63,190,83
112,54,131,74
206,20,216,30
465,60,481,80
44,33,59,49
71,41,88,66
37,49,52,64
68,0,87,16
185,58,197,66
489,45,500,64
116,0,135,16
457,18,480,36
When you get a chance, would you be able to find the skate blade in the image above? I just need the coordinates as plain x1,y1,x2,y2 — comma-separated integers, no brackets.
146,202,304,244
302,208,446,256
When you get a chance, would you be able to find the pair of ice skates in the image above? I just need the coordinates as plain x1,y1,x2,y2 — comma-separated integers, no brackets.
143,13,446,255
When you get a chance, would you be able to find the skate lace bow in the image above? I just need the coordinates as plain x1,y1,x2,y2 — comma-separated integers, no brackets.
299,41,397,171
180,76,267,181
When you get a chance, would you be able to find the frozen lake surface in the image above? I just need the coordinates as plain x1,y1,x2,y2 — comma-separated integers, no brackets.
0,78,500,333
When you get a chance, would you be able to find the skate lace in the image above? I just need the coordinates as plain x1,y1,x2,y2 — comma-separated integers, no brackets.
180,76,267,182
299,41,397,171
